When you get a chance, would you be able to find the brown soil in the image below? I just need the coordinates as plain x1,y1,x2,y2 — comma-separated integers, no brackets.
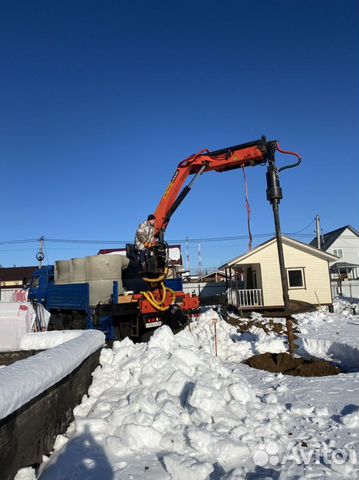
227,316,286,335
245,352,341,377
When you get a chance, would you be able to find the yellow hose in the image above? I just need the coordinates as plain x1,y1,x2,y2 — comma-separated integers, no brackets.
146,282,167,306
142,267,169,284
141,283,176,312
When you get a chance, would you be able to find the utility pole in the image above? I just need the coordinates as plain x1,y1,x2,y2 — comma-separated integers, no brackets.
197,243,203,277
36,236,45,268
315,215,321,249
186,236,190,273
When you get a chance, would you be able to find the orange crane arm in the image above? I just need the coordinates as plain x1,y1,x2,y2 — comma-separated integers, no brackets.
154,136,276,238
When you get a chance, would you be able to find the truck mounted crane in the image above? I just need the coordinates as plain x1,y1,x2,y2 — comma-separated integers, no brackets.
125,135,301,335
29,136,301,340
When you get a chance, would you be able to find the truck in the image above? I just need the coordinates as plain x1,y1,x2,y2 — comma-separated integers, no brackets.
29,253,192,341
28,136,301,340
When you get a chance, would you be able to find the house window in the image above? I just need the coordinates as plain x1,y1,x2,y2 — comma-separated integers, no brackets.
287,268,305,289
333,248,343,258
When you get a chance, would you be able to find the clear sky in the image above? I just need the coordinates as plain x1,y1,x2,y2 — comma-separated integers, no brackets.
0,0,358,270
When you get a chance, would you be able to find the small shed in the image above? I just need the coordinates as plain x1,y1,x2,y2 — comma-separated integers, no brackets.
221,236,336,311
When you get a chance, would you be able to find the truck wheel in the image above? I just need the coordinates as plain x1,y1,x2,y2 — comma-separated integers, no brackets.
139,329,155,342
113,319,132,340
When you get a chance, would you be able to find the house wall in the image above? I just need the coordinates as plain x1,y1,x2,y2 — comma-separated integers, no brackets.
233,241,332,307
328,228,359,265
326,228,359,300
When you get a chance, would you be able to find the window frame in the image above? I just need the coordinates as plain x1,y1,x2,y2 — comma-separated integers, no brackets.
287,267,306,290
333,248,343,259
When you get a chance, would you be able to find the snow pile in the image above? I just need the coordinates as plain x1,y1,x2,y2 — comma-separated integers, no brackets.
333,296,358,314
189,309,286,362
0,330,105,420
38,308,359,479
41,313,292,479
19,330,84,350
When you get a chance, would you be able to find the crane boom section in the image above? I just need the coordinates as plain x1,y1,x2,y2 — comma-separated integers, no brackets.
154,138,274,236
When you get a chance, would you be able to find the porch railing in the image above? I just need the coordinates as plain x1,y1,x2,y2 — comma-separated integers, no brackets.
227,288,264,308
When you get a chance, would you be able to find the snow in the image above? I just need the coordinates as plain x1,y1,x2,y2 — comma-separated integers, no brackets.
0,330,105,420
14,467,37,480
37,301,359,479
19,330,84,350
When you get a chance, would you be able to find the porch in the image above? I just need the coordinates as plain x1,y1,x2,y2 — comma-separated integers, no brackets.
225,263,264,309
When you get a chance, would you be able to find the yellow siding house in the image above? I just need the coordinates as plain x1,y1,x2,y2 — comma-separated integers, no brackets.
221,236,336,311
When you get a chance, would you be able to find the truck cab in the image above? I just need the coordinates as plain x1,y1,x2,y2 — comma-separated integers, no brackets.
29,266,54,304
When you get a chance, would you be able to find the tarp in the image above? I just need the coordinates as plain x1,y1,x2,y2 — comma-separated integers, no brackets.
0,303,37,351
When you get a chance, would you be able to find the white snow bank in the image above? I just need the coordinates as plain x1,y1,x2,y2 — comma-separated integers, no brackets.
19,330,84,350
299,337,359,372
0,330,105,420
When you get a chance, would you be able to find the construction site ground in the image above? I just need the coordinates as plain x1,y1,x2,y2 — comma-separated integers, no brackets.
16,299,359,480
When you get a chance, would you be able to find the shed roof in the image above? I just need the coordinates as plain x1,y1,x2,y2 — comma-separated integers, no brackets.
309,225,359,250
220,235,337,269
330,261,359,272
0,266,37,282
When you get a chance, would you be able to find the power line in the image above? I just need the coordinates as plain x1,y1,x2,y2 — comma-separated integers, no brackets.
0,232,357,246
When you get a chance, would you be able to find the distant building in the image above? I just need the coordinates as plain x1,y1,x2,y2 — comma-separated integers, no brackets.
310,225,359,299
0,266,37,302
200,270,226,282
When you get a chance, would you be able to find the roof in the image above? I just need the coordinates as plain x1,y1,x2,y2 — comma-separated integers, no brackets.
220,235,337,269
0,266,37,282
330,261,359,272
309,225,359,251
200,270,226,280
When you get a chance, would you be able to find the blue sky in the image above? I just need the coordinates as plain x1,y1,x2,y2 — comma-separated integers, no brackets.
0,0,358,269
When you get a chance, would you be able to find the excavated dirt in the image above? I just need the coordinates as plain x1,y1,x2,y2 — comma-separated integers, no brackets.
227,316,287,335
245,352,341,377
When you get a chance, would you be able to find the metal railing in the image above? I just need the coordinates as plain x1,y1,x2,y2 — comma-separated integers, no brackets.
227,288,264,308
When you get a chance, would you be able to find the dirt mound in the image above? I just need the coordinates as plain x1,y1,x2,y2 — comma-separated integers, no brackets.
227,316,286,335
245,352,341,377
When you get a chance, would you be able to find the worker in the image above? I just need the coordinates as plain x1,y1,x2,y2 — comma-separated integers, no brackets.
135,214,156,266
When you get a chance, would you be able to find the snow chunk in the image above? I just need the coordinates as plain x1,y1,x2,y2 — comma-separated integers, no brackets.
163,453,213,480
342,410,359,428
188,383,227,414
120,424,163,450
188,428,250,468
148,325,175,352
229,382,256,404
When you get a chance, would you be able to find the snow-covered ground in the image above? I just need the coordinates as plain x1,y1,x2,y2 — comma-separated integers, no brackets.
20,300,359,480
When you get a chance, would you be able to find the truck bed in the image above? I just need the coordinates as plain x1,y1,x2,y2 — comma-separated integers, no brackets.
46,284,89,310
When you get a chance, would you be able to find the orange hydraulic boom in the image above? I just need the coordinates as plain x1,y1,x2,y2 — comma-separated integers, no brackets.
154,136,276,240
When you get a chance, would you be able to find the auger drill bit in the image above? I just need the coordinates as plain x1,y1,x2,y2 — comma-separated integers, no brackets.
286,316,300,358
